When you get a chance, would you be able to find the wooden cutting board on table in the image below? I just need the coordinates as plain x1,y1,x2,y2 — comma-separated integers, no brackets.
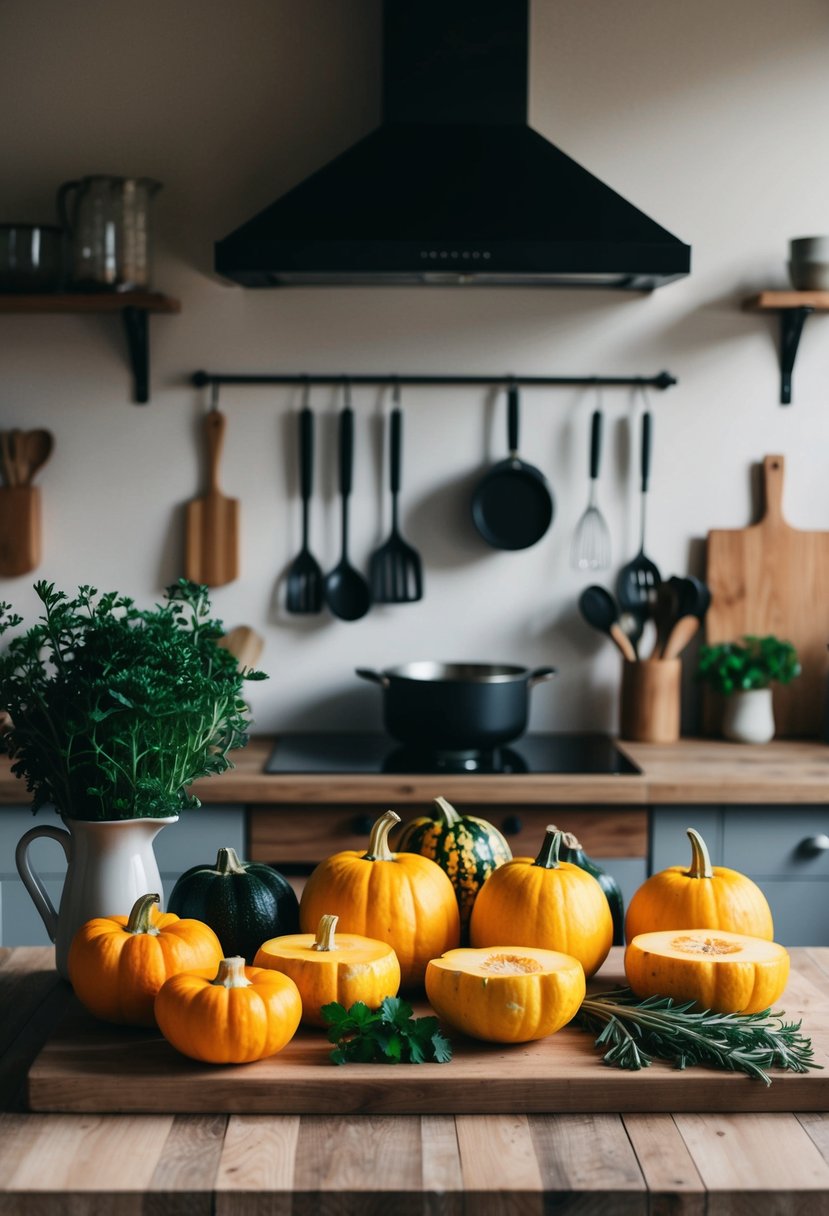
705,454,829,736
184,410,239,586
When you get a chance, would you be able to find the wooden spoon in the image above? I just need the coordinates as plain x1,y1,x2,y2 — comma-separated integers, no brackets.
23,430,54,484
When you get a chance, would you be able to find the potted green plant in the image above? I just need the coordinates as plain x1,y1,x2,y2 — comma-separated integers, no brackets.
0,578,264,977
695,634,800,744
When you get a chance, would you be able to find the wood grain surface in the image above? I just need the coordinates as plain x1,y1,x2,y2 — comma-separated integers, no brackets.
4,947,829,1214
706,454,829,738
26,949,829,1117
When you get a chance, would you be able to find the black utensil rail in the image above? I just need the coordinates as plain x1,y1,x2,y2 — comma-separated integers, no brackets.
191,370,677,392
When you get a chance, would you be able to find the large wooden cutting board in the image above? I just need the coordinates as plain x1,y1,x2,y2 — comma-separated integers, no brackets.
706,454,829,737
26,950,829,1115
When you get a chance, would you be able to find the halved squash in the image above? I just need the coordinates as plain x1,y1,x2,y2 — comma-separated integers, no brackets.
425,945,585,1043
625,928,790,1014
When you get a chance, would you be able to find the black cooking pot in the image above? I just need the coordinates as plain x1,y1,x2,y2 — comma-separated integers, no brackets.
355,661,557,752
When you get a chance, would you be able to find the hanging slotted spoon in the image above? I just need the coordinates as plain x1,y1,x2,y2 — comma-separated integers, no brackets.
571,405,610,571
616,404,661,633
369,387,423,603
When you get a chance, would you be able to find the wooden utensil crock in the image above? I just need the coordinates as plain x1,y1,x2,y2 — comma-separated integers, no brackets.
620,658,681,743
0,485,41,576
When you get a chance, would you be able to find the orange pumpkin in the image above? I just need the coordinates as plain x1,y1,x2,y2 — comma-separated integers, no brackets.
299,810,460,988
155,955,302,1063
625,928,790,1014
67,892,224,1026
469,826,613,977
624,828,774,943
254,913,401,1025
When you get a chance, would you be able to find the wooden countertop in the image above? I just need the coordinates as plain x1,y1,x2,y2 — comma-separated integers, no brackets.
2,735,829,807
2,946,829,1213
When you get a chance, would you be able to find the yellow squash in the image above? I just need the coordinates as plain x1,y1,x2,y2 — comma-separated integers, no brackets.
154,955,302,1063
425,945,585,1043
625,928,790,1014
469,826,613,977
299,810,460,988
624,828,774,942
254,913,401,1025
67,892,224,1027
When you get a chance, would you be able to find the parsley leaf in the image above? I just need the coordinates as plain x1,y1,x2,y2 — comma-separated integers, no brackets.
321,999,453,1065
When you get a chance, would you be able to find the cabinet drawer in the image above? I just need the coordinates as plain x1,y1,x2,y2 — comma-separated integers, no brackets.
249,805,648,867
722,808,829,878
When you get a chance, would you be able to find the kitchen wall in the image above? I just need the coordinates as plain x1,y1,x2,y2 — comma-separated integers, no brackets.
3,0,829,736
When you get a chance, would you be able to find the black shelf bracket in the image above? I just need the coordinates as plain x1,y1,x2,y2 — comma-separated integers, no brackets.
190,369,678,392
779,306,813,405
122,307,150,404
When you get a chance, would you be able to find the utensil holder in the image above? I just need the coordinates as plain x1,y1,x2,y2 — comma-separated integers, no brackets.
0,486,41,576
619,658,681,743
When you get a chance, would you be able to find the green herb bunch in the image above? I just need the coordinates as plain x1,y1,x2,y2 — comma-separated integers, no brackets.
0,579,265,821
576,988,818,1085
322,997,453,1065
696,634,800,695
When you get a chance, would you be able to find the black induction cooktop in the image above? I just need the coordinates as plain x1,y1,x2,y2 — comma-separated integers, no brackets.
264,733,640,776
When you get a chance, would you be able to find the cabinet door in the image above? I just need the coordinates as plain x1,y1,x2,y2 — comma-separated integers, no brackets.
650,806,829,947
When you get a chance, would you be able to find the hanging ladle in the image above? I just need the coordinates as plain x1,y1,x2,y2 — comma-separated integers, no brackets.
323,385,371,622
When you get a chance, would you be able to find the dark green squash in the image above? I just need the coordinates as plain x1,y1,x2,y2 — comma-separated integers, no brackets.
553,827,625,946
167,847,299,963
396,796,512,942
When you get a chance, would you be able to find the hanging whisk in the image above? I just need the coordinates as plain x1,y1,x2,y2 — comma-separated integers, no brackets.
571,400,611,571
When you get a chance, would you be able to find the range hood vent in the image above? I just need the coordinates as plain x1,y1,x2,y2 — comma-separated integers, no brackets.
215,1,690,290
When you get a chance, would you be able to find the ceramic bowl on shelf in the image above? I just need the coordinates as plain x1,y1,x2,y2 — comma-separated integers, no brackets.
0,224,63,292
788,235,829,290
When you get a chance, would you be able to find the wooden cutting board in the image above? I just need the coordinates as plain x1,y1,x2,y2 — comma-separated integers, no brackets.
706,454,829,737
26,950,829,1115
184,410,239,587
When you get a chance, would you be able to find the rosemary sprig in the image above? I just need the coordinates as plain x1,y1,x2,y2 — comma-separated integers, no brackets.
576,987,821,1086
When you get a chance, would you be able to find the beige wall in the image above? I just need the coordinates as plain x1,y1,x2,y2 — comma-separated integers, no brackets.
2,0,828,735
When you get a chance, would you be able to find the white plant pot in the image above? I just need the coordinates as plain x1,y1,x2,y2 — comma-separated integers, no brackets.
722,688,775,745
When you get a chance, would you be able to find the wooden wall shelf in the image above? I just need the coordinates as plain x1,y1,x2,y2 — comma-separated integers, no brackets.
0,291,181,403
744,290,829,405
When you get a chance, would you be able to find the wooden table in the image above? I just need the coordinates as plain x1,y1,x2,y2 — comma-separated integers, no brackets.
2,948,829,1213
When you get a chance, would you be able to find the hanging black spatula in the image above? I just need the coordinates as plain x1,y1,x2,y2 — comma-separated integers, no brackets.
616,407,660,634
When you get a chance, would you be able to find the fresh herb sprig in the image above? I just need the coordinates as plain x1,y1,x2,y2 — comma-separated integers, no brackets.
321,997,453,1065
576,988,820,1086
0,579,265,821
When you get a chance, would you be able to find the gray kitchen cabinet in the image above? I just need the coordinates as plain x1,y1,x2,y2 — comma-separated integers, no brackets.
0,805,245,947
650,806,829,946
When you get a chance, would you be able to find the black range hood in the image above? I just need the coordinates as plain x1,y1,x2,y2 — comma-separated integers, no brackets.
215,1,690,290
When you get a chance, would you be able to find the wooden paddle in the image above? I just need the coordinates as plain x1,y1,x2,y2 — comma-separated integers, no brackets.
216,625,264,672
185,411,239,587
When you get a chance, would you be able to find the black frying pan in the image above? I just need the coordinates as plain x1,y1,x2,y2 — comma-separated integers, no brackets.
471,385,554,550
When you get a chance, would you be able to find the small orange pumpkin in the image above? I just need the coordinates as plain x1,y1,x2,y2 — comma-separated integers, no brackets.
469,826,613,977
624,828,774,943
625,928,790,1014
67,892,224,1026
299,810,460,988
425,945,585,1043
155,955,303,1063
254,913,401,1026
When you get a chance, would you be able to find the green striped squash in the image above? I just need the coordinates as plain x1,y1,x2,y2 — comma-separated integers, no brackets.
396,797,512,941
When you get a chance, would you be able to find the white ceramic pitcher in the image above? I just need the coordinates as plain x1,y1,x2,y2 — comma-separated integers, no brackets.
15,815,177,980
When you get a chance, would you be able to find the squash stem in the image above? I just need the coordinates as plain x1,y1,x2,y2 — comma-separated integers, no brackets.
686,828,714,879
215,846,247,875
212,956,252,988
126,892,160,936
363,810,401,861
433,796,461,828
533,827,563,869
311,914,339,951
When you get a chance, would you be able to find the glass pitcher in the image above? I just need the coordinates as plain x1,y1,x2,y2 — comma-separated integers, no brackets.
57,175,162,291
